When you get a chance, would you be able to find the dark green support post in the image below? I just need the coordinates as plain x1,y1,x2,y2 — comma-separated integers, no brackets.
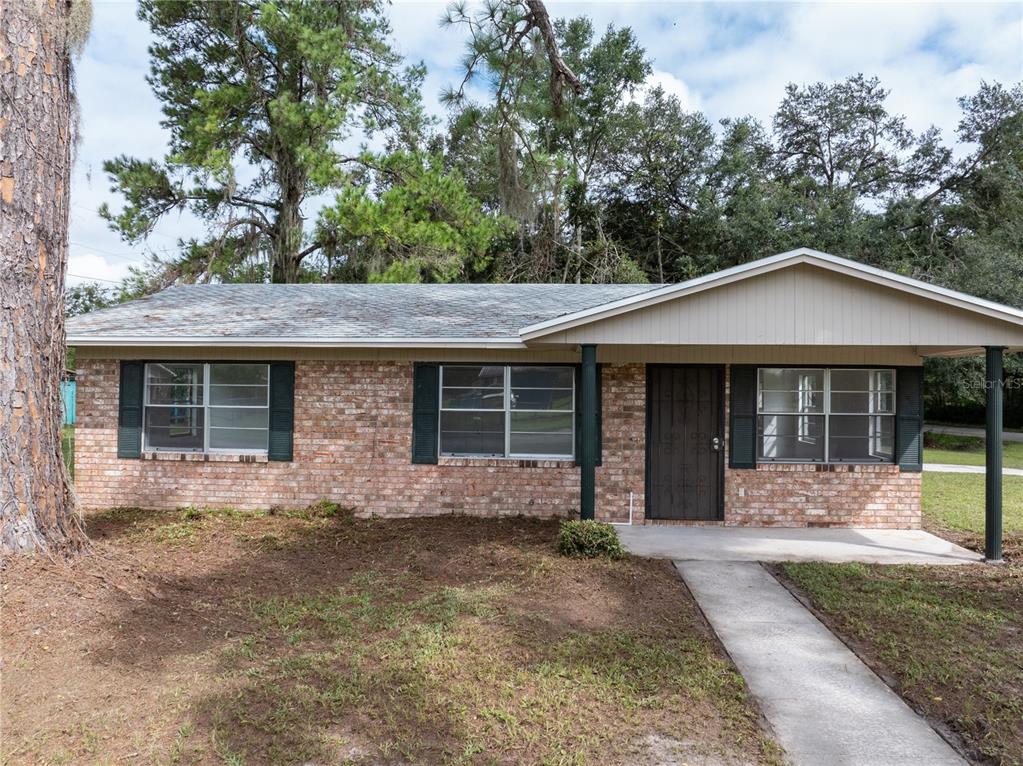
986,346,1005,563
580,344,598,521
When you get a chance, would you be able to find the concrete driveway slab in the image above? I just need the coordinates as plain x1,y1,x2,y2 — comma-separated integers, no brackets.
617,525,982,564
678,561,966,766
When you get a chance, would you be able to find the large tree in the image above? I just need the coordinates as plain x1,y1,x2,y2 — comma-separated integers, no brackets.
444,5,649,283
1,0,90,553
102,0,428,285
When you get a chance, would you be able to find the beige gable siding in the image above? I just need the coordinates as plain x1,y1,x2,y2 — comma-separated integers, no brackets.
545,265,1023,347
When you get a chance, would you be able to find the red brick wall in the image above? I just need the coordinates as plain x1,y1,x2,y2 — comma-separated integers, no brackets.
724,464,921,528
73,359,646,520
73,359,920,527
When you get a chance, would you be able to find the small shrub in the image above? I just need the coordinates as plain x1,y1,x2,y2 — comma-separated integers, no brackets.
557,520,626,560
181,506,206,521
307,499,355,520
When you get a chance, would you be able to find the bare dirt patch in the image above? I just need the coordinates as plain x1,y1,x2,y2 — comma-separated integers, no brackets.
2,509,782,765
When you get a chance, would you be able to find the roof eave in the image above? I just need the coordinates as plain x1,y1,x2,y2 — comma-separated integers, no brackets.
66,336,529,349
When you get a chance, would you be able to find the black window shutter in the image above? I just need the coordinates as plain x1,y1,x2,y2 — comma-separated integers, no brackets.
117,361,144,458
575,364,603,466
896,367,924,471
268,362,295,461
412,363,440,464
729,365,757,469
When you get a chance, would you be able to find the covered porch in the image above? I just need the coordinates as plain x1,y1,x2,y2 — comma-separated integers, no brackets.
530,250,1023,563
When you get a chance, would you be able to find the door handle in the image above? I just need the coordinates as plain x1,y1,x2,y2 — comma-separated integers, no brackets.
711,436,722,451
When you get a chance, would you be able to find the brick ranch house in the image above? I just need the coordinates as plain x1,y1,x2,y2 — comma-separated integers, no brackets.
67,249,1023,541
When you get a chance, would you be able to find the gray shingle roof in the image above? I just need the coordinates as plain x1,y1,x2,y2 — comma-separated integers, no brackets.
67,283,661,343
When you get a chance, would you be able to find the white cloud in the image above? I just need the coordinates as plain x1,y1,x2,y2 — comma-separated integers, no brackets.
630,69,702,111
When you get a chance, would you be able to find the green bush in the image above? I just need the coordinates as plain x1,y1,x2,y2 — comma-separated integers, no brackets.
557,520,626,560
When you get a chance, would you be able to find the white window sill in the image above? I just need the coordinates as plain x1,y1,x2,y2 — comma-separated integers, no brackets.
140,451,269,463
438,456,576,468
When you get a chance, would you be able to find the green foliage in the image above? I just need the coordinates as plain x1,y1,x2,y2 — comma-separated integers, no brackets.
101,0,434,284
318,151,512,282
557,520,626,559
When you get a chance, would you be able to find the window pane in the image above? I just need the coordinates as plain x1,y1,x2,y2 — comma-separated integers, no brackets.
873,392,895,414
440,411,505,455
210,427,268,451
147,384,203,405
146,363,203,405
760,390,824,414
442,365,505,389
510,411,573,433
759,368,824,392
510,432,574,456
829,369,870,391
510,411,573,457
510,366,574,389
511,388,574,411
830,392,870,413
758,415,825,461
829,415,894,461
147,363,204,386
209,385,269,407
441,388,505,409
209,408,269,429
210,364,268,385
144,407,204,451
872,369,895,392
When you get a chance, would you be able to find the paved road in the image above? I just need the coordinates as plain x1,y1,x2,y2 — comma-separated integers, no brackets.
678,561,967,766
925,424,1023,442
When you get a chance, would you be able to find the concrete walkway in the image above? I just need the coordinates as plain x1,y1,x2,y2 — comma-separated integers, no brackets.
617,525,983,565
679,561,967,766
926,461,1023,476
926,424,1023,442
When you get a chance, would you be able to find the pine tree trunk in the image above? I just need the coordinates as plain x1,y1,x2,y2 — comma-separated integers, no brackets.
0,0,86,554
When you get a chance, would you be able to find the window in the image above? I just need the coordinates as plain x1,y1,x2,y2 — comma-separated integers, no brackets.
439,365,575,458
143,362,270,453
757,368,894,463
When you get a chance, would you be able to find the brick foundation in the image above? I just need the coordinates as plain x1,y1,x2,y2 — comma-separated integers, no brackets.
74,359,920,527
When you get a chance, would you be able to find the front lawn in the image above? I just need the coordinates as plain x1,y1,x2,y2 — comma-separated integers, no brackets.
924,432,1023,470
779,470,1023,765
1,510,782,765
778,561,1023,765
923,472,1023,542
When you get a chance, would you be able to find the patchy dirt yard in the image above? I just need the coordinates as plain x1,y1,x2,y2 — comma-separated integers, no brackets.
2,508,782,766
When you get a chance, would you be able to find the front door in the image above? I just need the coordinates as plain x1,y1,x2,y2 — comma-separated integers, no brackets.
647,365,725,521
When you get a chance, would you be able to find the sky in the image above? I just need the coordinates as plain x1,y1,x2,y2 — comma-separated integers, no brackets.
68,1,1023,288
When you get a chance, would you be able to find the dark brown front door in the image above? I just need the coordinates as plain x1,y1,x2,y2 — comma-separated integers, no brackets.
647,365,725,521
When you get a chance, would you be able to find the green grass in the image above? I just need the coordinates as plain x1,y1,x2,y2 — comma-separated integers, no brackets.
780,561,1023,765
923,473,1023,534
923,432,1023,469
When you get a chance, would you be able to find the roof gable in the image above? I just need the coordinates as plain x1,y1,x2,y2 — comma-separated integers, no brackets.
518,248,1023,342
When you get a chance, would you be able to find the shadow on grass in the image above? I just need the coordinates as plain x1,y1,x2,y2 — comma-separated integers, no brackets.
79,515,775,765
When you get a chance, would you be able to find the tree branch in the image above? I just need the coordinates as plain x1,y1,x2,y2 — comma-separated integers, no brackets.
524,0,582,107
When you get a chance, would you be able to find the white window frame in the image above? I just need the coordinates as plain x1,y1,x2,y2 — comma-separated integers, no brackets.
438,364,576,460
142,362,270,455
756,367,895,464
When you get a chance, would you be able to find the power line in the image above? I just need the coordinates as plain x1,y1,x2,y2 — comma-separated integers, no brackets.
67,273,121,285
69,240,146,262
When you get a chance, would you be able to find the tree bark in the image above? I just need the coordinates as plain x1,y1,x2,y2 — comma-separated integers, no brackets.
0,0,86,554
